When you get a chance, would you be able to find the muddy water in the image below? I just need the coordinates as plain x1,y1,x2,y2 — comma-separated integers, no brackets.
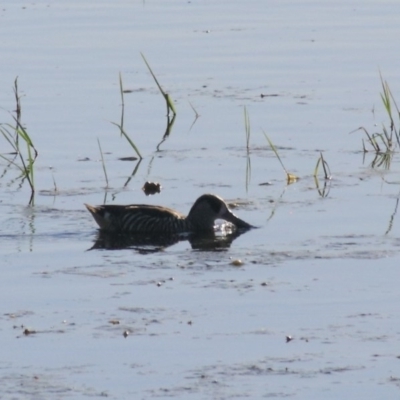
1,1,400,399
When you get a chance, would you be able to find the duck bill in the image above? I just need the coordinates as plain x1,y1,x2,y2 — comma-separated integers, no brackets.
223,210,254,230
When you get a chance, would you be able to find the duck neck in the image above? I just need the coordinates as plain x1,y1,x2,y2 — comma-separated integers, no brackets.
186,214,215,232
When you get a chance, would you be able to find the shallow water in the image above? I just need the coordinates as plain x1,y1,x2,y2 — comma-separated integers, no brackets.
1,1,400,399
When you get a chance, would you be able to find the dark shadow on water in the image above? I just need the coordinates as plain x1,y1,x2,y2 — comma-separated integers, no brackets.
89,229,250,253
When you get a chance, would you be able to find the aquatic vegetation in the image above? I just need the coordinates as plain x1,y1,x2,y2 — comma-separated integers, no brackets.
244,106,251,151
244,106,251,191
262,131,298,184
118,72,125,134
97,138,109,188
13,76,22,131
353,74,400,155
187,100,200,132
314,152,331,198
188,100,199,119
111,73,142,160
111,122,143,160
0,78,37,205
140,52,177,117
0,122,37,205
122,159,142,189
369,151,392,169
155,114,176,151
355,126,388,153
314,152,331,180
379,73,400,148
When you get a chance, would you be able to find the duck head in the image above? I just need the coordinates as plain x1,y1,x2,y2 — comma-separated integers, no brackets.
187,194,254,231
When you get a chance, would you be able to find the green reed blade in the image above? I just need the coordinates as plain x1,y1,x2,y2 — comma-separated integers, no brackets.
0,153,25,173
165,93,176,115
262,130,298,184
315,152,331,179
111,122,143,160
245,154,251,192
262,131,286,172
119,72,125,105
119,72,125,134
379,73,392,119
140,52,176,116
140,52,165,96
0,79,37,205
244,106,250,150
14,122,37,188
97,138,109,188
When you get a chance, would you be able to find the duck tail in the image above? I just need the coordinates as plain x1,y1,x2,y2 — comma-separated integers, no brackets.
85,204,111,230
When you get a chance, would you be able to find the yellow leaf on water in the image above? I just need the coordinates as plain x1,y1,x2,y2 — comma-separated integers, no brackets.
286,173,299,184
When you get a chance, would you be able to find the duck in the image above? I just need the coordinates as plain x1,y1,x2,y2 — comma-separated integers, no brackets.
85,194,253,234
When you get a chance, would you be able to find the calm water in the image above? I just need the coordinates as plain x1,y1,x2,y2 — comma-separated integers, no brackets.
1,1,400,399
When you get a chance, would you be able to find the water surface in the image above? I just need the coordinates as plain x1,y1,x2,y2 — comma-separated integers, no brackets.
1,1,400,398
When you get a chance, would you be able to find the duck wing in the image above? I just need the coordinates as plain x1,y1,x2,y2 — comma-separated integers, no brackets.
85,204,186,233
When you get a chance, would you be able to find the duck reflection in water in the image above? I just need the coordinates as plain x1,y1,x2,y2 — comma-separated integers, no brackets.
90,226,250,253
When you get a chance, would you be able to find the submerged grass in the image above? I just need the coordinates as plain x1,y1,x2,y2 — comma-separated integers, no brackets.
140,52,177,116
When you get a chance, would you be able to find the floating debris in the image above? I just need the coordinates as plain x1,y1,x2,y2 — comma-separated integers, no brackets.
260,93,280,98
118,156,138,161
142,181,161,195
259,181,272,186
230,259,243,266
